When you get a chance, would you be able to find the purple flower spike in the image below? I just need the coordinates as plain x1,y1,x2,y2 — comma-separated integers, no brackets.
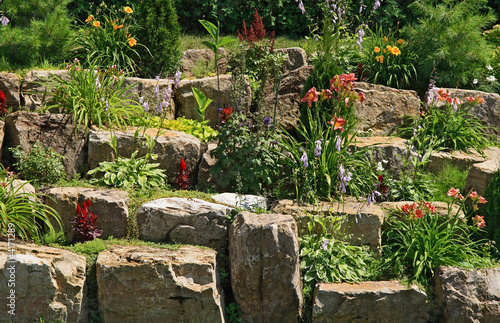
1,15,10,26
300,152,309,169
174,70,182,88
314,140,322,157
321,240,329,250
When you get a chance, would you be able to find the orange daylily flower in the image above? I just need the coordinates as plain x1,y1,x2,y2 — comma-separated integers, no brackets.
330,116,346,132
93,21,101,27
374,46,380,53
124,6,133,14
391,46,401,56
375,56,384,63
114,24,124,30
128,38,137,47
397,39,405,45
85,15,94,22
301,87,320,107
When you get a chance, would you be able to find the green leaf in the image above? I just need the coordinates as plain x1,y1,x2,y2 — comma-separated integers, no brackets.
199,20,218,40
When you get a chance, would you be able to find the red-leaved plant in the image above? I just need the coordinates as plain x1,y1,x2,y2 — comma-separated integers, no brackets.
71,199,103,243
0,90,8,117
176,157,191,190
238,8,275,48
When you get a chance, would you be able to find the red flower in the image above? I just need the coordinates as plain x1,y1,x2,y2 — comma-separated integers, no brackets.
301,87,320,108
180,157,187,172
0,90,5,104
474,215,486,228
329,116,346,132
446,187,460,197
176,158,191,190
220,107,232,125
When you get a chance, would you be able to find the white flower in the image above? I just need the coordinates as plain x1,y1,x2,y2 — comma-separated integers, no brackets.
487,65,493,71
473,79,478,85
487,75,497,82
376,162,384,172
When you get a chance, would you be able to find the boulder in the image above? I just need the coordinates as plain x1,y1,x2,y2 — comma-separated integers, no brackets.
351,136,416,179
180,48,229,79
2,111,86,178
263,65,314,132
353,82,421,135
0,242,87,323
20,70,70,111
136,197,231,253
175,75,252,128
0,72,21,110
276,47,308,73
425,88,500,136
434,266,500,322
312,281,431,323
212,192,267,211
197,142,218,190
427,147,500,174
230,212,303,322
465,159,500,196
271,199,384,252
87,128,201,185
123,77,175,119
44,187,129,242
97,245,225,323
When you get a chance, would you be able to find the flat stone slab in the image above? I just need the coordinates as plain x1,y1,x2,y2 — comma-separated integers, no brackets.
271,199,384,252
44,187,129,242
0,242,87,323
211,192,267,211
136,197,231,252
312,281,430,323
97,245,225,323
465,148,500,196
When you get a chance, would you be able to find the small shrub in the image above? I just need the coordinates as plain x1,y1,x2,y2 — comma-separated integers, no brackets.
146,116,218,142
87,134,167,191
42,59,144,137
0,0,74,67
382,194,494,289
0,167,62,243
136,0,181,77
74,3,146,73
9,142,66,185
71,199,103,243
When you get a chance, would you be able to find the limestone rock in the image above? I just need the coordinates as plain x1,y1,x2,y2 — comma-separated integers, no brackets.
97,245,225,323
87,128,201,185
175,75,252,128
21,70,70,111
425,88,500,136
434,266,500,322
44,187,129,242
0,242,87,323
465,149,500,196
2,111,86,178
271,199,384,252
136,198,231,253
0,72,21,109
212,193,267,211
353,82,421,135
263,65,313,132
427,148,499,174
197,142,218,190
230,212,303,322
276,47,308,73
123,77,175,119
180,48,229,79
312,281,431,323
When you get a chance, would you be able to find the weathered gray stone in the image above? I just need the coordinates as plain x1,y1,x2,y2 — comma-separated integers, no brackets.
212,193,267,211
175,75,252,128
87,128,201,185
0,242,87,323
0,72,21,109
122,77,175,120
312,281,431,323
425,88,500,136
230,212,303,322
2,111,86,178
353,82,421,135
271,199,384,252
97,245,225,323
21,70,70,111
434,266,500,323
351,136,416,179
276,47,308,72
136,197,231,252
44,187,129,242
197,142,218,190
263,65,313,132
427,148,500,174
180,48,229,79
